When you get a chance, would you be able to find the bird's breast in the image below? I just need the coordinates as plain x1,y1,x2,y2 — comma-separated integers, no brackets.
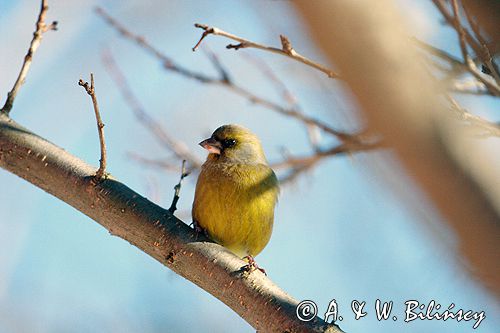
192,162,279,257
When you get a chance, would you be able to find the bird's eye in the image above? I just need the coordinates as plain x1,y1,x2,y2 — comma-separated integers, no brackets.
222,138,236,148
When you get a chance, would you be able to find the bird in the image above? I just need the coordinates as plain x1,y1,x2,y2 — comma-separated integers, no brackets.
192,124,279,272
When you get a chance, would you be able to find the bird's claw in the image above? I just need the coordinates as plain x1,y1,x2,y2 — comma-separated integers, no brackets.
191,220,209,239
242,255,267,275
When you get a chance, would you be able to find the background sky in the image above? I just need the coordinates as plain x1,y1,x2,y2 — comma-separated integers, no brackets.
0,1,499,332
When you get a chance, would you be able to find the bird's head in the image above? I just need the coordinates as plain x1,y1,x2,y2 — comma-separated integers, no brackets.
199,124,268,164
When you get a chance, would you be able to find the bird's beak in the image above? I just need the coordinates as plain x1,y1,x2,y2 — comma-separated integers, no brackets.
199,137,222,155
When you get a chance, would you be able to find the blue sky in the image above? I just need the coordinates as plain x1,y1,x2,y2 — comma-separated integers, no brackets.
0,1,499,332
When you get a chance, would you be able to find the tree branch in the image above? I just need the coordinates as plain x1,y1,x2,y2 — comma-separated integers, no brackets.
0,0,57,115
101,50,203,171
95,7,354,143
273,140,383,184
294,0,500,296
96,7,380,183
461,1,500,85
78,73,107,180
433,0,500,96
94,7,215,83
412,37,465,71
446,95,500,137
192,24,339,79
0,114,342,333
451,0,495,94
168,160,189,214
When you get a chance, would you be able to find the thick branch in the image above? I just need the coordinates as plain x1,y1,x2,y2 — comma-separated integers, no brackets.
0,0,57,114
0,114,341,333
294,0,500,296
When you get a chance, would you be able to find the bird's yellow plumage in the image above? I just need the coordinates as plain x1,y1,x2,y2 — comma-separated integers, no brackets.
192,125,279,258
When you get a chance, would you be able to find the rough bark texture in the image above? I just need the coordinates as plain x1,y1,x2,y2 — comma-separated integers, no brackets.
294,0,500,296
0,114,342,333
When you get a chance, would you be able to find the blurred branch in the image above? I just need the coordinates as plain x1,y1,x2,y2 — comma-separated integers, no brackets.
413,38,497,96
431,0,482,55
97,6,381,183
192,23,340,79
102,50,202,171
94,7,214,83
461,2,500,84
446,95,500,137
450,0,500,96
413,36,500,132
0,0,57,115
0,114,342,333
449,79,492,95
238,52,299,108
294,0,500,296
274,140,383,184
78,73,108,180
432,0,500,96
127,152,184,172
96,7,354,142
412,37,465,73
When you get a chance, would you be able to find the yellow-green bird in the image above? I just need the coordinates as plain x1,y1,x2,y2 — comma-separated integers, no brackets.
192,124,279,268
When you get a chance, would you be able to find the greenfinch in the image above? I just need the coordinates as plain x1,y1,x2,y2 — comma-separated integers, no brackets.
192,124,279,265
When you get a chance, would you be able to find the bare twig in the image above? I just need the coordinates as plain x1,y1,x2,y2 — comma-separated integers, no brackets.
450,0,500,96
433,0,500,96
461,2,500,85
227,83,359,142
240,53,326,150
193,23,340,79
201,47,231,84
412,36,500,97
0,0,57,115
412,37,465,71
102,50,202,171
78,73,107,180
449,79,492,95
95,7,214,83
127,152,184,172
273,139,383,184
96,7,381,183
446,95,500,137
431,0,482,53
414,39,494,96
168,160,190,214
240,52,299,108
96,8,359,143
432,0,500,81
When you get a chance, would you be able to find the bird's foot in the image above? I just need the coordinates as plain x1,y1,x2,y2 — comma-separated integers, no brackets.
242,255,266,275
191,220,209,239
